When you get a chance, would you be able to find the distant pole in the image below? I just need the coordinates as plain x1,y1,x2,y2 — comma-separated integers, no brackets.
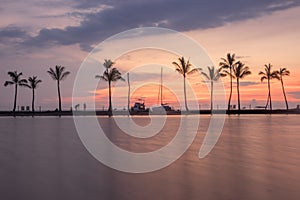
127,73,130,111
160,67,163,105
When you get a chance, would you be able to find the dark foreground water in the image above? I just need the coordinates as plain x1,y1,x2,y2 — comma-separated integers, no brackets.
0,115,299,200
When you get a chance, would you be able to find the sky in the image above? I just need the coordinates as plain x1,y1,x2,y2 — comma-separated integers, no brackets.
0,0,300,111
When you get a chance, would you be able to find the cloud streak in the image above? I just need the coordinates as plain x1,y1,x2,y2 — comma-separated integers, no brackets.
288,91,300,99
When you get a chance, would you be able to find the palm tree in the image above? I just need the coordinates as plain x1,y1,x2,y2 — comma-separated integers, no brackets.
47,65,70,112
277,68,290,110
232,62,251,113
26,76,42,113
172,56,201,111
201,66,224,114
259,64,279,111
4,71,28,112
219,53,237,111
95,60,125,116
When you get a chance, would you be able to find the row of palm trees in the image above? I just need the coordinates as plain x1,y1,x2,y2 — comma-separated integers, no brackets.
172,53,290,114
171,54,251,114
3,65,70,113
3,54,290,115
259,64,290,110
94,55,290,116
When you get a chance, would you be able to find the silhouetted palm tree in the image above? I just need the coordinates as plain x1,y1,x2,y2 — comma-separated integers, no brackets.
4,71,28,112
259,64,279,110
26,76,42,113
277,68,290,110
172,56,201,111
47,65,70,112
219,53,237,111
232,62,251,113
95,60,125,116
201,66,224,114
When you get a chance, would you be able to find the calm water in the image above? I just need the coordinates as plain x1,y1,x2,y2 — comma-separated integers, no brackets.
0,115,299,200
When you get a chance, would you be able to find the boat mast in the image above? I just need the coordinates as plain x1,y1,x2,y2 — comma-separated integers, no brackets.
160,67,163,105
127,73,130,111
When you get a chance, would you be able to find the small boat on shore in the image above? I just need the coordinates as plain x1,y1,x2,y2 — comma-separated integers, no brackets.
130,98,149,114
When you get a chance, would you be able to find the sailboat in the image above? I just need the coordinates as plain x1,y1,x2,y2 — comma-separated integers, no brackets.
150,67,173,113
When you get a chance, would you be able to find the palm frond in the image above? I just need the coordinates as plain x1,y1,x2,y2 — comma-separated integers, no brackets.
240,71,251,78
175,67,184,75
110,68,125,82
260,76,267,82
56,65,64,77
97,75,108,82
36,80,42,85
47,68,58,80
7,71,17,78
47,65,70,81
187,67,202,75
279,68,290,77
172,61,184,74
60,71,70,81
223,70,233,77
103,59,114,69
28,76,42,89
201,72,210,81
258,71,266,76
19,79,28,84
271,73,280,80
4,81,14,87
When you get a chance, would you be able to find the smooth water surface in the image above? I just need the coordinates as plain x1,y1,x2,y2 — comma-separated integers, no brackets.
0,115,299,200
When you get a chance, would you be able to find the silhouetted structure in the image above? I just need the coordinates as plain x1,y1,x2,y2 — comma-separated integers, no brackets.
219,53,238,112
277,68,290,110
259,64,279,111
95,59,125,116
201,66,224,114
127,73,130,112
4,71,28,112
232,61,251,113
47,65,70,112
25,76,42,113
173,56,201,111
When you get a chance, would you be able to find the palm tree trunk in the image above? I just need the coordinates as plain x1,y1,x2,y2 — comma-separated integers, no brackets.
228,67,233,112
13,84,18,112
265,95,269,110
32,88,35,113
237,78,241,114
57,80,62,112
108,81,112,116
183,76,189,111
268,78,272,111
210,81,213,115
281,78,289,110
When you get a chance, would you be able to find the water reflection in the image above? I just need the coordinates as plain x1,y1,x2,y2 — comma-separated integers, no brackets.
0,115,299,199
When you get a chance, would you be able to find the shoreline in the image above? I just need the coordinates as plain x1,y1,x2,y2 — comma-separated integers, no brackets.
0,109,300,117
